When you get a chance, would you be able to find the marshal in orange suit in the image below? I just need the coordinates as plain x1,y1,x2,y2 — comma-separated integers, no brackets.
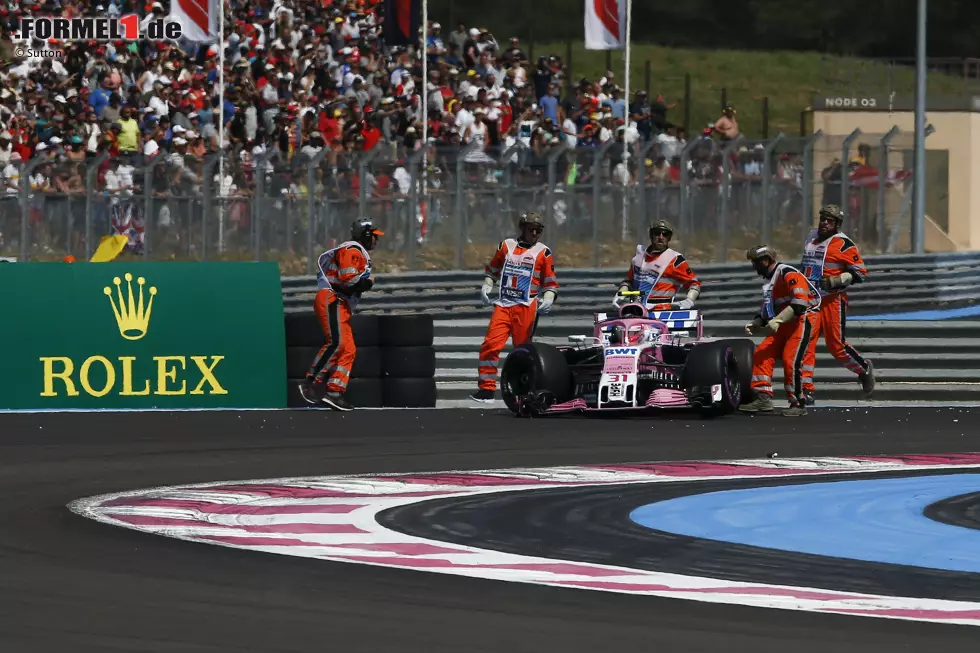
799,204,875,404
470,212,559,404
298,218,383,412
740,245,821,417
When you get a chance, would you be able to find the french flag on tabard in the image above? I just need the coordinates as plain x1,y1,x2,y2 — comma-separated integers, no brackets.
585,0,627,50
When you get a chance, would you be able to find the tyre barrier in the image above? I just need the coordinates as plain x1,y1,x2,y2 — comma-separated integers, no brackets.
283,312,436,408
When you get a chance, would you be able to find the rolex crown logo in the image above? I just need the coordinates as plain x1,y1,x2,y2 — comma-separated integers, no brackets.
104,273,157,341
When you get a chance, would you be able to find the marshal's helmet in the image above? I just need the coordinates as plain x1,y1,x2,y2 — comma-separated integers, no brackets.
819,203,844,226
649,219,673,240
351,218,385,242
519,211,544,230
746,244,778,263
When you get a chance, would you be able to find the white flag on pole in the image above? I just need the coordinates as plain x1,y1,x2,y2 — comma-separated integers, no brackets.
585,0,626,50
171,0,220,42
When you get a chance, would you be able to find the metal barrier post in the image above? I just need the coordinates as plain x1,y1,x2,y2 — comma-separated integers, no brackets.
357,148,381,219
19,155,47,261
499,143,524,226
635,141,658,242
406,147,426,269
201,154,221,260
877,126,900,252
454,147,466,269
761,132,784,244
678,139,699,247
887,123,934,253
142,156,169,260
545,142,569,234
841,128,862,223
592,143,615,266
910,123,935,253
84,152,109,260
719,136,745,262
307,148,328,275
802,130,823,241
252,153,268,261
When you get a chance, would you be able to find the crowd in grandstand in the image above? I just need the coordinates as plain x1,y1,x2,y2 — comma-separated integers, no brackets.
0,0,826,257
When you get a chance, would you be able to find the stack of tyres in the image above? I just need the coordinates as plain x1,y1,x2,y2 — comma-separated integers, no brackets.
379,315,436,407
283,312,383,407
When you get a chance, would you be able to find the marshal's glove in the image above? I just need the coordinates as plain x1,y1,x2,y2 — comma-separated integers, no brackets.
744,316,765,336
820,272,853,292
765,305,797,334
353,277,374,294
538,290,556,314
612,285,631,308
675,286,700,311
480,276,494,306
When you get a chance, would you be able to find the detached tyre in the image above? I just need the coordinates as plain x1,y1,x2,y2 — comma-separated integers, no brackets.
500,343,573,416
713,338,756,404
681,342,741,416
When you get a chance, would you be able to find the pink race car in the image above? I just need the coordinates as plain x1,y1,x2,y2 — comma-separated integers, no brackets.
500,298,755,417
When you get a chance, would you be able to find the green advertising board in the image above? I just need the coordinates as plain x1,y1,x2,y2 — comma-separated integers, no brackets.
0,262,287,410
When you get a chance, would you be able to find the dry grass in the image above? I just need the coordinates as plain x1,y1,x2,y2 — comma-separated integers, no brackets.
549,42,980,138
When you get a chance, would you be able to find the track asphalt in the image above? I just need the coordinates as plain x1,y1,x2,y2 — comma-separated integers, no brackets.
3,407,980,652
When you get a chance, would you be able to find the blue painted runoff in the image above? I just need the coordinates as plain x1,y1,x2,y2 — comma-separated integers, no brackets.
852,305,980,321
629,474,980,573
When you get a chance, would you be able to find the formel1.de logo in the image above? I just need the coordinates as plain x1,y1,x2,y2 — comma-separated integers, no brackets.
14,15,183,41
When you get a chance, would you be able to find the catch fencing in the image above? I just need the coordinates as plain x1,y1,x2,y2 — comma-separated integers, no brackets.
1,128,940,271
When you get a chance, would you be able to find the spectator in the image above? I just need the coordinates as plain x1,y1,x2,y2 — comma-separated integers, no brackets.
629,90,653,141
0,0,778,261
714,105,740,141
603,85,626,120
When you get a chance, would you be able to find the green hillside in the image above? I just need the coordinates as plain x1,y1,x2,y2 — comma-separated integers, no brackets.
538,42,980,138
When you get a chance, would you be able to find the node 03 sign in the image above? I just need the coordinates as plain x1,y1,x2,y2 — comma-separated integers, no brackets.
0,262,287,410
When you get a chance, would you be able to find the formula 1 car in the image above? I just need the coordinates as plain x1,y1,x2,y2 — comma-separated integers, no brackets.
500,292,755,417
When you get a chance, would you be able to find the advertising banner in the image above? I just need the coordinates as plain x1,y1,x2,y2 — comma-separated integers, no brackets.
0,262,286,410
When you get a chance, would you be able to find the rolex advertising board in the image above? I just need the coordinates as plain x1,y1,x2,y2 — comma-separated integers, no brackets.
0,262,287,410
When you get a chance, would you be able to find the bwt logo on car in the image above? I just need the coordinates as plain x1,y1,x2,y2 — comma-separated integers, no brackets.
605,348,639,356
14,16,183,41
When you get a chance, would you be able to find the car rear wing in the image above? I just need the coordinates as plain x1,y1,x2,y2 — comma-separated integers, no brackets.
648,310,701,335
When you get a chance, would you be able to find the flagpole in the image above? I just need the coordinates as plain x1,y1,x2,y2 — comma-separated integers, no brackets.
420,0,428,244
621,0,632,240
217,0,226,253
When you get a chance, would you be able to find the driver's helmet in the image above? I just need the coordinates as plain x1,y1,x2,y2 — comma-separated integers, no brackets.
608,323,647,345
626,325,646,345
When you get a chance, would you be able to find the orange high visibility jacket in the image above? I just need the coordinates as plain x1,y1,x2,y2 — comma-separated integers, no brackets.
758,263,820,321
484,238,559,308
622,246,701,305
801,229,868,299
316,240,372,309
